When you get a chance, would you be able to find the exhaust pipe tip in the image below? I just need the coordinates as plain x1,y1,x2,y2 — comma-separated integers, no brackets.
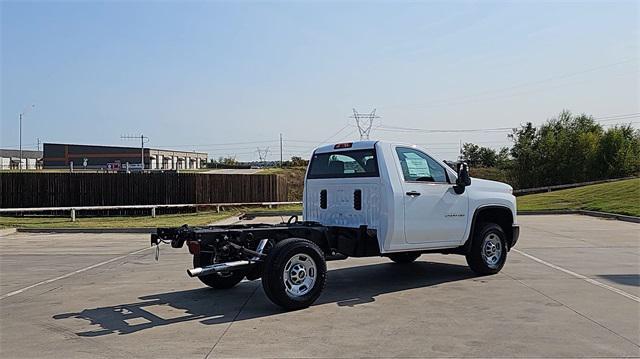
187,268,202,277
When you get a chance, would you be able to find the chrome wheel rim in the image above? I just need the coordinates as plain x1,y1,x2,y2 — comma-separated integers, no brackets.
481,233,503,269
283,254,317,298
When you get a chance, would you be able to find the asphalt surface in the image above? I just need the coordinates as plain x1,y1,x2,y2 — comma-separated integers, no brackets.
0,215,638,358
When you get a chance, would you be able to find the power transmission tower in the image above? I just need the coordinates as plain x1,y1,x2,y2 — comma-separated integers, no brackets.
350,108,380,140
121,134,150,169
256,147,270,164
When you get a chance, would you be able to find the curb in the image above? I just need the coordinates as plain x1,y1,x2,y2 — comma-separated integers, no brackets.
240,211,302,220
518,210,640,224
0,228,17,236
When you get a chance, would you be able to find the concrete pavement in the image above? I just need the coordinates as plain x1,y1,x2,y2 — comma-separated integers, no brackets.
0,215,638,358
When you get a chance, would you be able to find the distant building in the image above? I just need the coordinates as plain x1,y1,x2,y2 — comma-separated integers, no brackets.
43,143,207,170
0,149,43,170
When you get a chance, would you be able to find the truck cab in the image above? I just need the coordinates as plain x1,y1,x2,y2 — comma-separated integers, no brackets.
304,140,518,254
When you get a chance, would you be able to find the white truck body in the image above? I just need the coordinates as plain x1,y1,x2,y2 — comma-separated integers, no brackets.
303,140,517,253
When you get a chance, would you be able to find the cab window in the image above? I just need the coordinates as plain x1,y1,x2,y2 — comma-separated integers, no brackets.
396,147,448,183
307,149,379,179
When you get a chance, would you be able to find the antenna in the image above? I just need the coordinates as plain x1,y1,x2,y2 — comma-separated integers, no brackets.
350,108,380,140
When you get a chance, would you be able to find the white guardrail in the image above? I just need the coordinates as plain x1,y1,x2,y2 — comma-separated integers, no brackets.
0,201,303,222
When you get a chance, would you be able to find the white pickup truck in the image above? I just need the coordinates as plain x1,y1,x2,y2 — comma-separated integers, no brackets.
153,140,519,310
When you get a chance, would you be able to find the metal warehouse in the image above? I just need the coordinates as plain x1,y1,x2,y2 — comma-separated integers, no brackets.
43,143,207,170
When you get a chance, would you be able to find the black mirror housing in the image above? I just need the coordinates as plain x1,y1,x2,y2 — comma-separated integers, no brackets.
454,162,471,194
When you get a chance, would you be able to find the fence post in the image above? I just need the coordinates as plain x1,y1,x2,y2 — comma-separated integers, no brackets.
151,207,156,218
70,208,76,222
216,205,220,213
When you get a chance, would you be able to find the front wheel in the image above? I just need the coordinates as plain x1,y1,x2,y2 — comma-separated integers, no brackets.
466,223,507,275
193,253,246,289
262,238,327,310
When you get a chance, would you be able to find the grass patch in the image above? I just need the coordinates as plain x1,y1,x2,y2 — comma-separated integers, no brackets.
518,178,640,217
0,204,304,229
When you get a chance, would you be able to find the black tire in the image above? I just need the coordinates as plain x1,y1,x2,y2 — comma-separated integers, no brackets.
387,252,421,264
466,223,507,275
193,253,246,289
262,238,327,310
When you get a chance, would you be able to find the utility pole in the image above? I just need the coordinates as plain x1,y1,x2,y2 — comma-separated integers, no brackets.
279,133,283,167
19,104,35,171
37,138,41,151
350,108,380,140
19,113,22,170
121,134,149,169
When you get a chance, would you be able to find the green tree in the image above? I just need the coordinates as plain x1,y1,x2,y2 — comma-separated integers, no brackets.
508,110,638,188
460,143,508,168
595,125,640,178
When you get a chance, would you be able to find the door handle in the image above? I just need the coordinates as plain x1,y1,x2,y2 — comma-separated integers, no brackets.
406,191,421,196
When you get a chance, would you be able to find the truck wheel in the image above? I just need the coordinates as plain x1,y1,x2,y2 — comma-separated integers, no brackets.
193,253,246,289
466,223,507,275
387,252,421,264
262,238,327,310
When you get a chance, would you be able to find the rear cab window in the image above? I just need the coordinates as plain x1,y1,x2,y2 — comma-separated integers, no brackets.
307,149,379,179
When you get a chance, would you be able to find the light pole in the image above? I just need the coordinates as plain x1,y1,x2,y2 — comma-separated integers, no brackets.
19,104,35,171
121,134,149,170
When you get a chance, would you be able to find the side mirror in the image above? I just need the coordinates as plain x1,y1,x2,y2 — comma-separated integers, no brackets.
454,162,471,194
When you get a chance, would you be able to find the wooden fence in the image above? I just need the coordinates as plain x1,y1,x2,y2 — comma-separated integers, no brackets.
0,173,288,208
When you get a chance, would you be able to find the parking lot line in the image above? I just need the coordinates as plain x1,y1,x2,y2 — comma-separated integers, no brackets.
0,246,154,301
512,248,640,303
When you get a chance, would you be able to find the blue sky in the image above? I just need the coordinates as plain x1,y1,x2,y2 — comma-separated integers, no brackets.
1,1,638,161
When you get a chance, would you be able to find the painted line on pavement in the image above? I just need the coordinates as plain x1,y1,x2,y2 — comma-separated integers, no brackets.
512,248,640,303
0,246,154,300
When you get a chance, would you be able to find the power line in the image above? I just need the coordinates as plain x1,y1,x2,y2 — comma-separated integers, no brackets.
594,113,640,122
316,123,350,146
334,127,359,143
284,139,329,144
602,121,639,127
157,140,280,148
391,58,636,110
376,125,514,134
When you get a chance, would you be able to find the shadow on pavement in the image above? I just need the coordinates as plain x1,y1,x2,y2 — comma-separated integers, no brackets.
53,261,475,336
597,274,639,287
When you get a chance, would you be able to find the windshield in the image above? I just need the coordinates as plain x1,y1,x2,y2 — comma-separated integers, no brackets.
307,149,379,179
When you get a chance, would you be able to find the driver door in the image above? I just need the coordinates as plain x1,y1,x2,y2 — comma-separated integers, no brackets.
395,147,468,246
